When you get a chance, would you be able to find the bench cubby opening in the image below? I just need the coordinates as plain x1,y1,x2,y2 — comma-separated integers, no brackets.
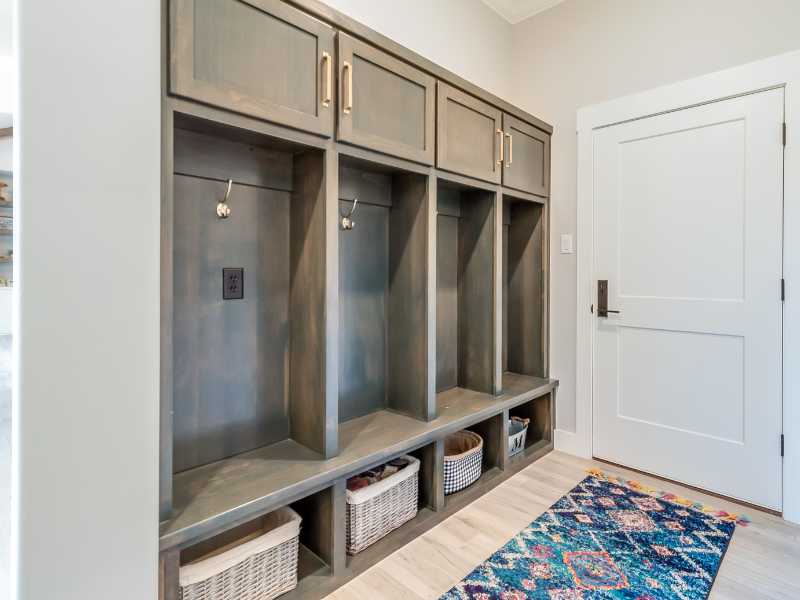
178,484,341,599
344,441,442,574
436,181,496,396
442,413,505,507
509,392,554,460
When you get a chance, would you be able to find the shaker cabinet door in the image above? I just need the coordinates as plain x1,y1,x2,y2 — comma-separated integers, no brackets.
337,33,435,164
501,114,550,197
436,82,503,184
170,0,335,136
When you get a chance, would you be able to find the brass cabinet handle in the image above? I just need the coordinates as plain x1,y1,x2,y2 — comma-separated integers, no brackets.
343,61,353,114
496,129,504,165
505,132,513,167
321,52,332,107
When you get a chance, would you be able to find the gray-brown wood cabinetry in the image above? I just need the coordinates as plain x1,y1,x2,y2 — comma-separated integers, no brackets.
337,33,435,164
170,0,335,136
436,82,503,184
501,114,550,197
161,1,555,596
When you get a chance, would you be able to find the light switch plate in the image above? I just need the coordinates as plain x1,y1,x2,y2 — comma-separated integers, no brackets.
560,234,574,254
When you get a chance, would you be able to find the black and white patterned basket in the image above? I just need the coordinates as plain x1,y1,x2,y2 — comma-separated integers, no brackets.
443,430,483,495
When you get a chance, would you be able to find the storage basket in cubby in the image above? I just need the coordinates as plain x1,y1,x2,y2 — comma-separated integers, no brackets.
443,430,483,495
346,455,420,554
179,507,301,600
508,416,530,457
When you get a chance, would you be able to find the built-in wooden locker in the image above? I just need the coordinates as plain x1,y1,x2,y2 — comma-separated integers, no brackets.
160,2,555,597
503,197,546,379
170,0,335,136
170,115,335,474
436,182,496,395
338,158,435,423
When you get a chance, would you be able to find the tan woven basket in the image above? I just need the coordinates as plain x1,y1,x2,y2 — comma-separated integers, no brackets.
179,507,301,600
346,455,420,554
443,430,483,495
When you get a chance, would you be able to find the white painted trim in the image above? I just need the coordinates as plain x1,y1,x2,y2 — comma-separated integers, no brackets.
480,0,567,24
554,428,590,458
575,49,800,523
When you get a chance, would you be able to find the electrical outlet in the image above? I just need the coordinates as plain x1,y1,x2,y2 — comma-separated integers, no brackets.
222,268,244,300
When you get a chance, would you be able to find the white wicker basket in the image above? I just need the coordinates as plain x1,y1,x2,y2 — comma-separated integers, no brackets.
179,507,301,600
346,455,420,554
443,430,483,495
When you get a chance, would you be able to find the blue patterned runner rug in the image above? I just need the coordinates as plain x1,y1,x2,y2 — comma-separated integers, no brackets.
440,469,748,600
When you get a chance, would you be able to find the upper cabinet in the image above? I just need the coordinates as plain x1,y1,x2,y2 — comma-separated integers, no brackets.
501,114,550,197
170,0,335,137
337,33,435,165
436,83,503,184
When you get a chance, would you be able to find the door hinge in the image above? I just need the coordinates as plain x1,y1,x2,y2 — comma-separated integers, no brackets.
781,434,785,457
781,278,786,302
783,122,787,146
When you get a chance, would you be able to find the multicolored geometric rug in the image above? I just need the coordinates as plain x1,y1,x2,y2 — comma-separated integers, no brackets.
441,469,748,600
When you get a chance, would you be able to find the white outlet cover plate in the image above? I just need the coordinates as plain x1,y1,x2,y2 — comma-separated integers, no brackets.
560,234,574,254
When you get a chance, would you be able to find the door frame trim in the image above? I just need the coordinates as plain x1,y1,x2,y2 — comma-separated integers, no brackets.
571,49,800,523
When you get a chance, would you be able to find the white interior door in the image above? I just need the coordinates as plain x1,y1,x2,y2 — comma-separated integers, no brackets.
592,88,784,510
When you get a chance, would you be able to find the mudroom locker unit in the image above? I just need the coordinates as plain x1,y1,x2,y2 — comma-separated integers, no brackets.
158,0,556,597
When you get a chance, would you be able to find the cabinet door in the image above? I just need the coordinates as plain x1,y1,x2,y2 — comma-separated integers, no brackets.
436,82,502,184
170,0,335,137
501,114,550,196
337,34,435,164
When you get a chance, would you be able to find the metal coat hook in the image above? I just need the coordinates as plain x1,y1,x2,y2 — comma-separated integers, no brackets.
340,197,358,230
217,179,233,219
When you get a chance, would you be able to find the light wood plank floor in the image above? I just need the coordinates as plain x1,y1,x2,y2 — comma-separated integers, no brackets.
326,451,800,600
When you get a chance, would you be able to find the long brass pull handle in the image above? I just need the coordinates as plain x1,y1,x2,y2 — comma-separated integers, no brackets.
505,133,513,167
321,52,332,107
343,61,353,114
496,129,504,165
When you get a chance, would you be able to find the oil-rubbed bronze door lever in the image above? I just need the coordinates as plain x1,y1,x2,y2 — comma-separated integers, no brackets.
597,280,621,318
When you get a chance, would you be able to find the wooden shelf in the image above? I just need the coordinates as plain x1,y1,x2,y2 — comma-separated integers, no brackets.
160,373,556,551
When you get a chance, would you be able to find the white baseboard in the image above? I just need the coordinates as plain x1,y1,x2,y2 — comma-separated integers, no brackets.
554,428,591,459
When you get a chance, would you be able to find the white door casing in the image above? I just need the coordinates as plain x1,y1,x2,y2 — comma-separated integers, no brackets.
591,89,783,510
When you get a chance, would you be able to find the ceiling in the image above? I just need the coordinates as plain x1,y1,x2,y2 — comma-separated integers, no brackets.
480,0,567,24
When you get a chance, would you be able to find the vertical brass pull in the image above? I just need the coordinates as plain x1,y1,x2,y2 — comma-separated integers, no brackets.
505,132,513,167
496,129,504,165
321,52,332,107
343,61,353,114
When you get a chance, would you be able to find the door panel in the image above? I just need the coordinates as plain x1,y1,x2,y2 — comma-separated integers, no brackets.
502,114,550,196
593,89,784,510
170,0,334,136
437,82,502,184
337,33,435,164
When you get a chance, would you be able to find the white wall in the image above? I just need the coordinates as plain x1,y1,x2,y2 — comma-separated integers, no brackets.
13,1,160,599
510,0,800,435
319,0,514,101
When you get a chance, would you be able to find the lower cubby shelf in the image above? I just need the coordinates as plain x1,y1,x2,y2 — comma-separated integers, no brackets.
160,375,557,600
